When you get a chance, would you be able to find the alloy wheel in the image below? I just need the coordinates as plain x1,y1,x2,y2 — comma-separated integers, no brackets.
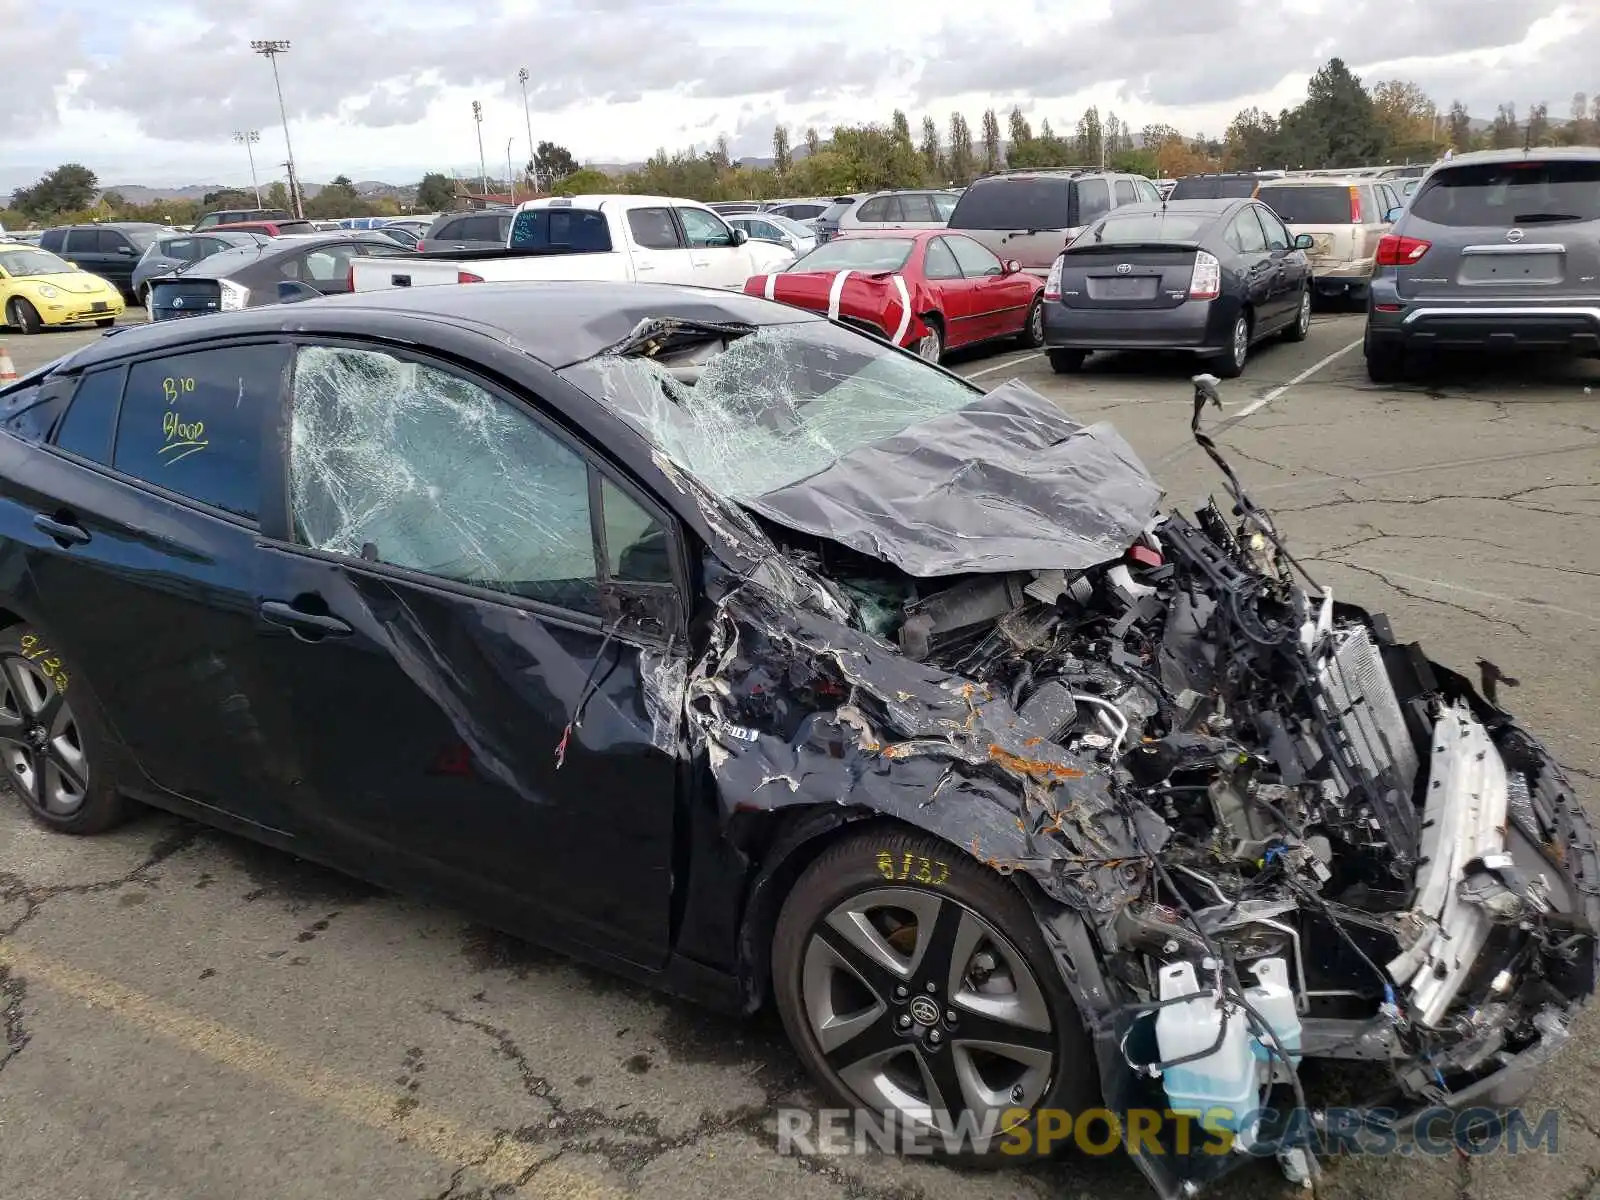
0,652,89,815
917,326,943,363
1297,290,1311,336
1232,316,1250,370
1028,301,1044,344
800,887,1056,1133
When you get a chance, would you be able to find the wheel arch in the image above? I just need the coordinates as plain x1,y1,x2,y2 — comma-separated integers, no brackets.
734,805,1015,1014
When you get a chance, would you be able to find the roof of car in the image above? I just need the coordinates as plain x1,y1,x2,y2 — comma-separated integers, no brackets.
46,221,165,230
57,281,823,374
1257,176,1374,187
1107,199,1242,214
1427,146,1600,165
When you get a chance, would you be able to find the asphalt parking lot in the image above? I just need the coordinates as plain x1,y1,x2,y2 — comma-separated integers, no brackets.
2,309,1599,1200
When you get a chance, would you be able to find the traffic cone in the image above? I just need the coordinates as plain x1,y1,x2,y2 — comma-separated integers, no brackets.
0,346,17,385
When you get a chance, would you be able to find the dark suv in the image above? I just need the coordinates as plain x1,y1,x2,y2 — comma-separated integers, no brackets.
193,207,294,232
947,169,1162,276
1167,172,1280,200
39,223,164,298
1364,147,1600,381
418,209,513,252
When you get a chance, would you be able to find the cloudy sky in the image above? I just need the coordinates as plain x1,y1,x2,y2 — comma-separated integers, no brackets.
3,0,1594,192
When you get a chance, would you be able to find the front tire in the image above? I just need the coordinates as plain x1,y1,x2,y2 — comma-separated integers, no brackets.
6,298,42,335
1019,296,1045,348
0,623,124,834
772,827,1098,1163
916,317,944,364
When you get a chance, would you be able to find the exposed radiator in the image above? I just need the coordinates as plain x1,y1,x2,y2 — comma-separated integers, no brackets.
1318,624,1420,809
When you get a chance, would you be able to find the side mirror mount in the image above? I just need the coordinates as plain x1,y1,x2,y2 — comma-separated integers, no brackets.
1292,233,1315,250
1004,259,1022,275
731,227,749,246
1385,206,1404,223
117,245,136,255
277,279,322,304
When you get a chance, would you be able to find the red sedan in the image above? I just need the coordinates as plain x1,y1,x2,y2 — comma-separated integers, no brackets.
744,229,1045,362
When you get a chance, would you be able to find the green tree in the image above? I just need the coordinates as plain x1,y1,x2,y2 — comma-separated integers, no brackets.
1075,106,1102,165
1292,58,1382,166
890,109,912,148
804,126,821,156
1490,102,1519,149
1567,93,1591,144
1007,105,1032,151
772,124,791,176
1524,102,1550,146
1222,109,1275,168
305,176,373,219
534,141,579,186
919,116,942,181
416,172,455,210
947,112,975,184
553,167,615,196
980,108,1001,173
1446,102,1474,152
9,163,99,219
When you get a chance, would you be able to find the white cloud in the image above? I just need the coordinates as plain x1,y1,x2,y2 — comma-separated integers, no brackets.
2,0,1592,192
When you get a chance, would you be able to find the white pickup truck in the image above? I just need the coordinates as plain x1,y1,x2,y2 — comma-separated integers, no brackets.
348,194,796,292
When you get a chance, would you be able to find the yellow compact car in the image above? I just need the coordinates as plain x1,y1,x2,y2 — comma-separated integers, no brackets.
0,241,126,334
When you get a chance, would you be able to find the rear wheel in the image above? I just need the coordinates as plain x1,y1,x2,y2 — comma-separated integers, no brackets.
0,623,124,834
773,828,1099,1163
1212,311,1251,378
1019,297,1045,348
916,317,944,364
1364,332,1407,383
1282,287,1311,342
1047,348,1086,374
5,298,41,335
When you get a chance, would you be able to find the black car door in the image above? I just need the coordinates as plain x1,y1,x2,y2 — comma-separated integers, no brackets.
13,339,302,831
62,228,111,281
249,338,683,968
1225,207,1279,330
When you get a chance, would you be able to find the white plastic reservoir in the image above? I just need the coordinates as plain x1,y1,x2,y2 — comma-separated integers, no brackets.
1154,957,1302,1144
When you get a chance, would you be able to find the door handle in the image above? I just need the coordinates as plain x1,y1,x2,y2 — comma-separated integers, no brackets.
33,513,90,546
259,600,353,640
635,262,654,271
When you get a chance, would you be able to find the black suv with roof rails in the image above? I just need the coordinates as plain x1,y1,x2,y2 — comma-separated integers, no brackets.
1167,172,1283,201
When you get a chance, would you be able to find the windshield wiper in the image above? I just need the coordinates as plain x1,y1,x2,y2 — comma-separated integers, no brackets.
1510,212,1582,224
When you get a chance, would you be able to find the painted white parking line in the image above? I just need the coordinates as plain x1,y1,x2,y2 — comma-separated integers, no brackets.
1253,441,1600,494
1155,336,1363,468
1235,337,1363,418
960,351,1044,380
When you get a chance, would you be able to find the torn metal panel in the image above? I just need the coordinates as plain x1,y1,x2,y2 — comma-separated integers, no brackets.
565,328,1162,577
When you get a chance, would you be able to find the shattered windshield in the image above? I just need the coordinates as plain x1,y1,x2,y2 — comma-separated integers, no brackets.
563,322,1163,577
567,323,979,499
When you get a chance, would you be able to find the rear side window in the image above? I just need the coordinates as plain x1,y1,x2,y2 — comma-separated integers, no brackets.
1409,160,1600,226
1258,186,1355,224
40,230,66,251
898,194,936,221
627,207,682,249
949,178,1073,230
53,368,125,463
856,197,891,222
1228,208,1268,252
1075,179,1111,225
1113,180,1137,206
112,344,291,520
511,208,613,251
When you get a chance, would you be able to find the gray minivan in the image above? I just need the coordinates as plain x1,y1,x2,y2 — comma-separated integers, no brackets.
1363,147,1600,381
946,170,1162,276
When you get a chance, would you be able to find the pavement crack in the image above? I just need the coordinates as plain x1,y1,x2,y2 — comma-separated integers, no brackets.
1314,557,1533,638
0,961,28,1078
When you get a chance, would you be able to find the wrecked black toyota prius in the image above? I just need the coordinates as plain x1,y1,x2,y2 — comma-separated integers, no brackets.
0,282,1592,1196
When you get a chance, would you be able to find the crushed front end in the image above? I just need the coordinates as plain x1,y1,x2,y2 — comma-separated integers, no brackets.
572,324,1597,1197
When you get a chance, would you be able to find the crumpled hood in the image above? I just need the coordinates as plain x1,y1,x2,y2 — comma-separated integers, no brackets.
748,380,1163,576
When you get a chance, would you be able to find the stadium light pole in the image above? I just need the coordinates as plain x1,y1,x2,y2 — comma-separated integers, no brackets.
517,67,535,191
233,130,263,206
251,39,304,218
472,101,489,198
506,137,516,204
